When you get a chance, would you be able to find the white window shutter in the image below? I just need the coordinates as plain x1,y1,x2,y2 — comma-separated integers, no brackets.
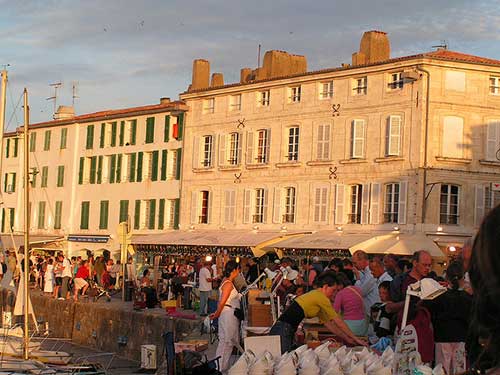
246,131,254,164
207,191,212,224
474,185,485,227
230,190,236,223
323,124,331,160
190,191,198,224
352,120,365,158
320,186,329,223
314,187,321,222
398,181,408,224
361,183,370,224
486,120,500,161
223,190,235,224
265,129,271,163
316,125,324,160
210,136,217,167
442,116,464,158
370,183,381,224
273,187,282,223
192,137,199,168
218,134,226,166
243,189,252,224
334,184,346,224
236,132,243,165
263,188,269,223
388,115,401,156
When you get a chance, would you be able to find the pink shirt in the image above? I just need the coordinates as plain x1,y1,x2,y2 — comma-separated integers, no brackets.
333,286,365,320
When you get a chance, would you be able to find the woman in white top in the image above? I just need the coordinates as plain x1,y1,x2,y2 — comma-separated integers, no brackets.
210,260,241,373
44,258,54,294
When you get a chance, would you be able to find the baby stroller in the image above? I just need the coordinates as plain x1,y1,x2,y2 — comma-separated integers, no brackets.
87,279,111,302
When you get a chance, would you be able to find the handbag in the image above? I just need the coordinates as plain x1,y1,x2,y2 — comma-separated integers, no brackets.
233,307,244,321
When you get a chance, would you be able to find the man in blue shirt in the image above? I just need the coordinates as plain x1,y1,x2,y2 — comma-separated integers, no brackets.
352,250,379,317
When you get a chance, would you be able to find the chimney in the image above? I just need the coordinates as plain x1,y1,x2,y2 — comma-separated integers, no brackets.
352,30,390,65
191,59,210,90
53,105,75,120
160,97,171,104
210,73,224,87
240,68,252,83
262,50,307,79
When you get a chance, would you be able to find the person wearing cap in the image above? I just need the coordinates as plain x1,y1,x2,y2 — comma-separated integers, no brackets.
270,271,367,353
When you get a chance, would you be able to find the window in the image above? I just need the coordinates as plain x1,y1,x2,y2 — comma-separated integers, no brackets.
289,86,301,103
351,119,366,158
41,166,48,188
256,129,270,164
386,115,402,156
123,119,137,145
43,130,51,151
384,183,400,223
227,132,241,165
60,128,68,149
313,186,328,223
119,200,129,223
287,126,300,161
316,124,331,160
320,81,334,99
99,201,109,229
484,185,500,214
80,201,90,230
37,201,46,229
101,122,117,147
229,94,241,111
5,139,9,158
85,125,94,149
199,190,210,224
352,76,367,95
145,117,155,143
56,165,64,187
202,135,213,167
283,187,296,223
253,188,266,223
203,98,215,114
486,119,500,161
442,116,464,158
259,90,270,106
489,76,500,95
388,72,403,90
29,132,36,152
166,199,176,229
4,172,16,193
440,184,459,224
349,184,363,224
54,201,62,229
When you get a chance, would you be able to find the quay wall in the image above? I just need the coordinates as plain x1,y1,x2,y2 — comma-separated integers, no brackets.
0,289,201,362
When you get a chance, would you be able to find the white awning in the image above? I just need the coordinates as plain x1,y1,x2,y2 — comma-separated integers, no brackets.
270,231,372,250
0,234,64,250
349,233,445,258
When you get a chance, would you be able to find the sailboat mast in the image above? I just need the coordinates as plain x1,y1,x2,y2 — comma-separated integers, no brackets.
23,88,29,360
0,70,8,195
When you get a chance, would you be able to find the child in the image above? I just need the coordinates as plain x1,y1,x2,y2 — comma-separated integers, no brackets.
371,281,396,338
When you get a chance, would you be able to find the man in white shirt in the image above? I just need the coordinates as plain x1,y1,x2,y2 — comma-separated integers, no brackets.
198,261,213,316
369,256,393,287
59,253,73,300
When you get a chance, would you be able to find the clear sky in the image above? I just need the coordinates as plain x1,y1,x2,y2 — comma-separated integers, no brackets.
1,0,499,128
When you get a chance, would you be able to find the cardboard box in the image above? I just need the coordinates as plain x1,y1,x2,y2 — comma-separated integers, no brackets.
248,304,272,327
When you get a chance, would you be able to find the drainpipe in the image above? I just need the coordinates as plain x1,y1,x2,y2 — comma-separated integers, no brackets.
415,65,431,226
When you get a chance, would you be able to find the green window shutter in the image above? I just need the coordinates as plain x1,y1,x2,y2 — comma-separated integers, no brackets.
44,130,51,151
97,156,103,184
78,157,84,184
5,139,9,158
41,167,48,187
119,121,125,146
173,198,180,229
1,208,4,232
175,148,182,180
89,156,97,184
111,122,117,147
86,125,94,149
81,201,90,230
160,150,167,181
38,201,46,229
60,128,68,149
148,199,156,229
57,165,64,187
136,152,143,182
177,113,184,141
31,170,37,187
151,151,159,181
8,208,14,231
116,154,122,183
13,139,18,157
110,155,117,184
54,201,62,229
119,200,129,223
129,153,137,182
158,199,165,230
134,200,140,229
131,120,137,145
29,132,36,152
99,200,109,229
100,123,105,148
164,116,170,142
12,173,16,192
3,173,7,192
146,117,155,143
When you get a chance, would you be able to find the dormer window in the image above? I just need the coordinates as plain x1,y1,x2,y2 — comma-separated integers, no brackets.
352,77,367,95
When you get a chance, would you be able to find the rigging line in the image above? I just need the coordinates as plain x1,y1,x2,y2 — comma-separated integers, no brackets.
6,88,23,130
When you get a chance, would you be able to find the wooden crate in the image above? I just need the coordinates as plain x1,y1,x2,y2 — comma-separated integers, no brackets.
248,304,272,327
